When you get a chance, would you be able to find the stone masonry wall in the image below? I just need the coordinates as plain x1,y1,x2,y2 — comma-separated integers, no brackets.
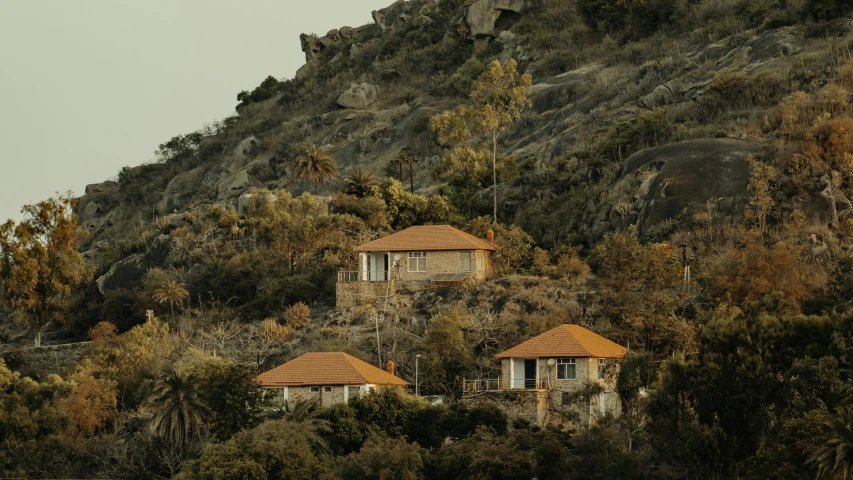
2,342,92,379
336,280,397,308
395,250,492,282
462,390,549,426
497,356,622,427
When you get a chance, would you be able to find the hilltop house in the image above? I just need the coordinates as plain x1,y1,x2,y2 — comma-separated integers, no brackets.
462,324,628,428
256,352,409,407
336,225,497,307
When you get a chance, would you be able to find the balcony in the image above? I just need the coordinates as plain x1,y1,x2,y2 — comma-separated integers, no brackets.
338,271,359,282
462,378,547,393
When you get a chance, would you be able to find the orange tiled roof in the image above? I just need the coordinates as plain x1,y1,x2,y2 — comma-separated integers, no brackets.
354,225,497,252
256,352,410,387
495,325,628,359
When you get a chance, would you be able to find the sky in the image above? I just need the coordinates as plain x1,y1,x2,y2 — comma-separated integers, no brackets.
0,0,393,222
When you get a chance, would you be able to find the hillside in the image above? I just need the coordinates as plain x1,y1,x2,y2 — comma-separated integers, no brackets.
5,0,853,478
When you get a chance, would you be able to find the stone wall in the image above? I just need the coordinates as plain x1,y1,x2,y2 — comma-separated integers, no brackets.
394,250,492,282
496,356,622,427
2,342,92,379
336,280,397,308
462,390,549,426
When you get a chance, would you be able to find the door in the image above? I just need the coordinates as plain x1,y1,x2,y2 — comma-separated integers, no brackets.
524,359,537,389
369,253,388,281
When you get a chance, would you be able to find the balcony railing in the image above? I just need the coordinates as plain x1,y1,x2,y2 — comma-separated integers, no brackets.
462,378,547,393
338,271,359,282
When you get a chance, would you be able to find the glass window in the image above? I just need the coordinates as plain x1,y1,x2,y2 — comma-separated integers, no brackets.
460,252,472,271
408,252,427,272
323,386,332,392
310,386,320,393
348,387,360,400
561,391,570,405
557,358,576,380
598,359,607,380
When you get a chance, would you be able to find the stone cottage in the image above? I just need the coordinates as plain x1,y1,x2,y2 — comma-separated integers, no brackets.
256,352,409,407
336,225,497,307
462,324,628,428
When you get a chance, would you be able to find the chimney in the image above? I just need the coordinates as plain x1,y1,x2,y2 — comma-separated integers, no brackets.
486,229,495,243
385,360,396,376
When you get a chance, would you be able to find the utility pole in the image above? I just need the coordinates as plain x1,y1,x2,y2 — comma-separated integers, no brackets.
415,354,422,397
374,314,383,368
391,158,404,184
392,156,420,193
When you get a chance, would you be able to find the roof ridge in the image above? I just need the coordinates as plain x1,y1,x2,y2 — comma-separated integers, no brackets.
340,352,370,383
562,325,592,356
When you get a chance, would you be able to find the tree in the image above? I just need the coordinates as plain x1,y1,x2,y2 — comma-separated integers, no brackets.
188,420,328,480
343,169,380,197
0,194,88,346
0,360,71,478
811,407,853,480
294,144,339,195
56,366,117,441
198,360,263,441
339,433,425,480
149,275,189,321
243,319,293,374
432,60,532,222
146,370,211,446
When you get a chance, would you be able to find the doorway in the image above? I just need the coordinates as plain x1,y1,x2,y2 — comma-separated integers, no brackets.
524,359,537,389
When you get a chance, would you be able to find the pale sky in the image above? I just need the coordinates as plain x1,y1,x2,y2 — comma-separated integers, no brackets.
0,0,392,222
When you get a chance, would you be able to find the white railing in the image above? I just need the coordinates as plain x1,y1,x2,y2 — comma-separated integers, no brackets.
462,378,547,392
338,271,359,282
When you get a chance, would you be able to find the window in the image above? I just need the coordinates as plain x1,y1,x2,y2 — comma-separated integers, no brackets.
348,387,360,400
460,252,472,271
561,391,570,405
557,358,576,380
408,252,427,272
598,359,607,380
309,386,320,393
323,386,332,392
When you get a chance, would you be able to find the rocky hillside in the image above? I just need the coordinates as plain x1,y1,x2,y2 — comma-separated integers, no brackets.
42,0,849,340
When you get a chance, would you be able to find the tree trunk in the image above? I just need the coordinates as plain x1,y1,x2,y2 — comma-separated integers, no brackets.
492,131,498,223
171,302,175,322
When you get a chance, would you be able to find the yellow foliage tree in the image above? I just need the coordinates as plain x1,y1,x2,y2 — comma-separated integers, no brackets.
433,59,532,222
0,194,88,346
56,367,118,441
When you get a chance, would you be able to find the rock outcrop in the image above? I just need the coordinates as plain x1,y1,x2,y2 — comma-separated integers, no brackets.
617,139,763,238
467,0,525,48
96,234,172,294
337,83,379,109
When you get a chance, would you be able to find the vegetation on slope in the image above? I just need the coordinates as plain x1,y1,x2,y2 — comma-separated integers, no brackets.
5,0,853,478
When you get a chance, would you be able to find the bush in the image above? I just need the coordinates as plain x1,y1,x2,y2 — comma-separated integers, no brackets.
805,0,853,20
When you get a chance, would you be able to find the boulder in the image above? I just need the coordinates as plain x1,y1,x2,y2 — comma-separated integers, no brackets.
619,139,763,238
84,181,118,195
96,235,172,294
467,0,525,39
81,201,100,223
337,83,379,109
217,170,252,200
372,1,412,32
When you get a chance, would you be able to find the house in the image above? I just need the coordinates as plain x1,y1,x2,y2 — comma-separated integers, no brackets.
256,352,409,407
336,225,497,307
462,324,628,428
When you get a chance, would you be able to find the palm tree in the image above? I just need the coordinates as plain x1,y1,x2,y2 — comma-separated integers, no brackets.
294,144,339,194
343,168,378,197
151,278,189,321
146,371,211,445
261,398,330,453
811,407,853,479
